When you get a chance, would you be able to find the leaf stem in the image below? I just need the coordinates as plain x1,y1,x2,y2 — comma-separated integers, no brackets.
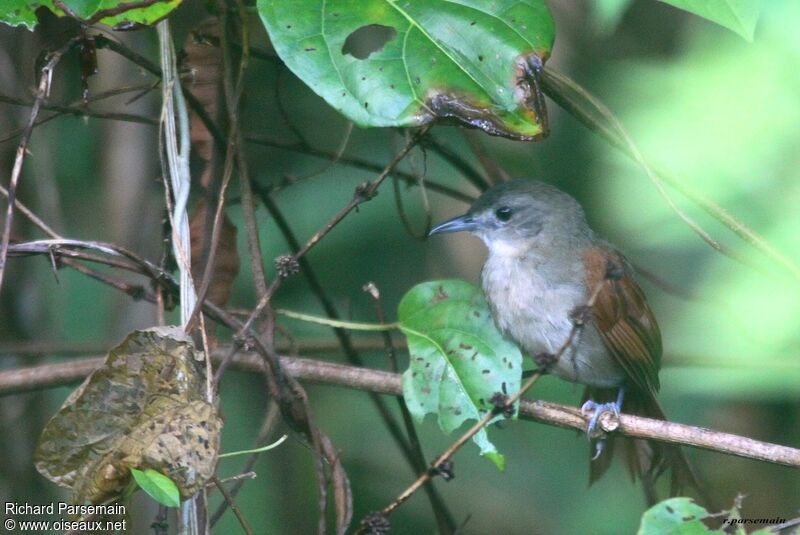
218,435,288,458
275,308,399,331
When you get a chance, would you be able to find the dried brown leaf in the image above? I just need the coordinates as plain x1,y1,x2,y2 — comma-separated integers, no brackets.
190,199,240,308
34,327,221,505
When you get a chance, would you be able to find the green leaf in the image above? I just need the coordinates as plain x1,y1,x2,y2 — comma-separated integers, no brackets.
258,0,555,140
657,0,762,41
398,280,523,469
131,468,181,508
1,0,182,30
2,0,39,28
637,497,713,535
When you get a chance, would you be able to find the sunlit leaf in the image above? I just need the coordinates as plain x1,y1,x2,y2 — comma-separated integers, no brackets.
658,0,762,41
258,0,555,140
398,280,522,469
131,468,181,508
1,0,182,30
637,497,712,535
35,327,221,505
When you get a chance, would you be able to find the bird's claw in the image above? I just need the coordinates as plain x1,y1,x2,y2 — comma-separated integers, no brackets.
580,400,620,436
591,440,605,461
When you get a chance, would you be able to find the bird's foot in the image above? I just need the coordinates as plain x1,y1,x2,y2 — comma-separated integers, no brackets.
580,399,621,436
581,399,620,461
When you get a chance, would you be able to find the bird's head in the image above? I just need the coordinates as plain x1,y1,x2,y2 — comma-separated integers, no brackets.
429,179,591,257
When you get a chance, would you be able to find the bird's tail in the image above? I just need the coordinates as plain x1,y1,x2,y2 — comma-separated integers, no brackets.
583,386,708,506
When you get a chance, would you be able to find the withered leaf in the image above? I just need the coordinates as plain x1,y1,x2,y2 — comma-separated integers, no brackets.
190,198,240,308
34,327,221,505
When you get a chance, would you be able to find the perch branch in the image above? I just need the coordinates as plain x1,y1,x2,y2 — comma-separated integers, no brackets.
1,354,797,468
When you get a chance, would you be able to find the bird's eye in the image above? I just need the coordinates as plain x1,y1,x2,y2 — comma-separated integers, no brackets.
495,206,513,222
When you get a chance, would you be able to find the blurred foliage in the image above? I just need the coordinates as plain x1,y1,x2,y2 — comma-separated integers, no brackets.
3,0,182,30
0,0,798,534
595,0,800,401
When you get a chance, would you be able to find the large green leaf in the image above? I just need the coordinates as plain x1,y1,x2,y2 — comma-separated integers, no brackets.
2,0,181,30
258,0,555,140
658,0,762,41
398,280,523,469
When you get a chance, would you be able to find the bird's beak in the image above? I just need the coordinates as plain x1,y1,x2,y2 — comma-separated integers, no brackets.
429,214,478,236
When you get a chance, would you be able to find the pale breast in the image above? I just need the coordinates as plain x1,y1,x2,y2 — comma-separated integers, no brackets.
480,253,625,388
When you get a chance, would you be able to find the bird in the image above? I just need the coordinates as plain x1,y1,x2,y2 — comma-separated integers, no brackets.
429,178,700,504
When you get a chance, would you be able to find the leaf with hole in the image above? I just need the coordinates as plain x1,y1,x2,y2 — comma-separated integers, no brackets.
2,0,182,30
398,280,523,469
258,0,555,140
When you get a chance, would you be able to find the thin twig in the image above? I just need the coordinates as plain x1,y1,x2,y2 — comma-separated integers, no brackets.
253,187,421,469
93,34,226,152
422,135,490,192
0,86,159,143
244,136,474,203
363,282,456,534
209,402,280,527
461,129,510,184
211,476,254,535
0,183,61,238
216,5,351,532
0,38,76,296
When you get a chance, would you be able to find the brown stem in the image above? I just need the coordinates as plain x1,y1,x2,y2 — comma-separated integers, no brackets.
212,476,254,535
3,354,799,468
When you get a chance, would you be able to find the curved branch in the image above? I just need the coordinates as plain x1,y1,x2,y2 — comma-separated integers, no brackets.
2,353,798,468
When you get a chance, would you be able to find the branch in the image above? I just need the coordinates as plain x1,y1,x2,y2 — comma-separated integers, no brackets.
2,354,798,468
0,38,76,296
244,136,475,204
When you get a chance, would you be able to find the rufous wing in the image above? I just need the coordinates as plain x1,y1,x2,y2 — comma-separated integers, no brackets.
583,247,661,395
